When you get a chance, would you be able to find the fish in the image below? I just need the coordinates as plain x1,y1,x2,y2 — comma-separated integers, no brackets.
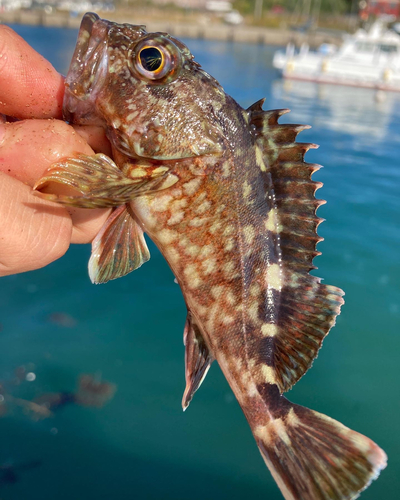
34,13,387,499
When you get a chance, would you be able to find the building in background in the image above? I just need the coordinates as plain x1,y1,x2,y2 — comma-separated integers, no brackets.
359,0,400,20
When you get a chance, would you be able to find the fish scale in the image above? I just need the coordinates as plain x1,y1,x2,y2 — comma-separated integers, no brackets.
34,13,387,500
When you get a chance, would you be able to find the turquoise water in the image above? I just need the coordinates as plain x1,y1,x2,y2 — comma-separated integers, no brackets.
0,23,399,499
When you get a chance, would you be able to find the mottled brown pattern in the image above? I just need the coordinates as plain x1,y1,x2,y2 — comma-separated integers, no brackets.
34,13,387,499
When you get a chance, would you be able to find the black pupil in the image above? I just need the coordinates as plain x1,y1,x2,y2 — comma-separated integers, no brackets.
140,47,163,72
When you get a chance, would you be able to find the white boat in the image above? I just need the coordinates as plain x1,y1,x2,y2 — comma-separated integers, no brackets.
273,21,400,92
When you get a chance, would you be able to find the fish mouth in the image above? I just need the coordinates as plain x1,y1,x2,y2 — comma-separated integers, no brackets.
63,12,109,125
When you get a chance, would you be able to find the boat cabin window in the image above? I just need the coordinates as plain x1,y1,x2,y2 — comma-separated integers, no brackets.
379,44,398,53
355,42,375,52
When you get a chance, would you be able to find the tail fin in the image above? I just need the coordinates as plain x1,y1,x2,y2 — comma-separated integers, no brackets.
250,393,386,500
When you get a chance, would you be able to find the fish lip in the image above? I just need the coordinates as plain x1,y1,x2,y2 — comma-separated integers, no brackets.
63,12,109,125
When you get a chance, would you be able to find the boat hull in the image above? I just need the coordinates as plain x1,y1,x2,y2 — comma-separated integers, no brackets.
273,22,400,93
280,71,400,92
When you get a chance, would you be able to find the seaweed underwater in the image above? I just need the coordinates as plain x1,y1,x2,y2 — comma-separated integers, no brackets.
34,13,387,500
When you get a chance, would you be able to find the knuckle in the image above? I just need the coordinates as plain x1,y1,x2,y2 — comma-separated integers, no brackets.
41,120,93,165
32,220,71,267
0,213,72,276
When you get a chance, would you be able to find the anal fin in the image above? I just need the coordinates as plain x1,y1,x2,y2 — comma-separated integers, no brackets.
182,312,214,411
89,204,150,284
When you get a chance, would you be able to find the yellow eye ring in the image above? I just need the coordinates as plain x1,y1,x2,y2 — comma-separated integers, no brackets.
132,37,182,82
138,46,164,75
136,45,171,80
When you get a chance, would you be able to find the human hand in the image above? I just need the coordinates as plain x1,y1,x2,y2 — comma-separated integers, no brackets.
0,25,112,277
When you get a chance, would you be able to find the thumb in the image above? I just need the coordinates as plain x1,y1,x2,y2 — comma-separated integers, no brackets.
0,171,72,277
0,119,111,246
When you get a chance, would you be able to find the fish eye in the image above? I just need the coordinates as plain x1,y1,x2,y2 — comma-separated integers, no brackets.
139,47,163,72
133,38,181,82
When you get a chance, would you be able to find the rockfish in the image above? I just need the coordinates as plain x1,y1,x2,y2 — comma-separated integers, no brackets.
35,13,387,499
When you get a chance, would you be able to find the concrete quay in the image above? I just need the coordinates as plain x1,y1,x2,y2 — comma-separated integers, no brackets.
0,9,343,47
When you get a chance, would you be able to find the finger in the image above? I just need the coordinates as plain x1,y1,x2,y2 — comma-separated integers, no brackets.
0,172,72,276
73,125,112,156
0,25,64,119
0,118,93,185
0,119,111,244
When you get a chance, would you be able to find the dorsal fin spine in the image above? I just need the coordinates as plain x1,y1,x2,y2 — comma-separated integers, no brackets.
247,101,345,393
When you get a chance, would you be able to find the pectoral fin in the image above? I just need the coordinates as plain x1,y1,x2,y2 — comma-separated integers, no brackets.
33,153,178,208
89,204,150,284
182,312,213,411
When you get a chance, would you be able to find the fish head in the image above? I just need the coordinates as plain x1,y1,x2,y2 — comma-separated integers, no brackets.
64,12,225,161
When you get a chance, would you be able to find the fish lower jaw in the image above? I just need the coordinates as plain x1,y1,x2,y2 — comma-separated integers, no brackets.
63,88,105,127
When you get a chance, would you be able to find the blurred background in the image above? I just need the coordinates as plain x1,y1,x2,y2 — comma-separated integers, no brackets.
0,1,399,499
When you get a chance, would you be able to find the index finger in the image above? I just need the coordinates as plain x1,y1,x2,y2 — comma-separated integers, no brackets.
0,25,64,119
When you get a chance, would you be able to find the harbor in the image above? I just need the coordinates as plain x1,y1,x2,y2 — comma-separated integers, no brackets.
0,8,344,46
273,19,400,92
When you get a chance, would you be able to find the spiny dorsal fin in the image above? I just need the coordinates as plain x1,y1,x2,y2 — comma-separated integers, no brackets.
247,101,344,393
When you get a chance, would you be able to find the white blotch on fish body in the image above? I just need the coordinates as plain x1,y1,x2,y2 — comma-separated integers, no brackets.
183,264,202,288
183,178,202,196
199,244,213,257
211,285,225,300
168,211,185,225
222,316,234,325
201,258,217,275
248,302,260,323
254,418,291,446
261,365,276,384
167,248,181,265
187,245,201,257
158,229,178,244
250,282,261,297
266,263,283,291
243,181,251,198
244,225,255,245
153,194,173,212
223,261,235,277
256,146,267,172
224,239,235,252
222,162,231,178
265,208,281,233
209,220,222,234
189,217,208,227
195,200,212,215
261,324,278,337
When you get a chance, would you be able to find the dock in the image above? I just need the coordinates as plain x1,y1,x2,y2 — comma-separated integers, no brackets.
0,9,344,47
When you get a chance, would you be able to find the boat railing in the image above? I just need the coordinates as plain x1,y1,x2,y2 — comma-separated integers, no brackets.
299,43,309,56
285,42,295,59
